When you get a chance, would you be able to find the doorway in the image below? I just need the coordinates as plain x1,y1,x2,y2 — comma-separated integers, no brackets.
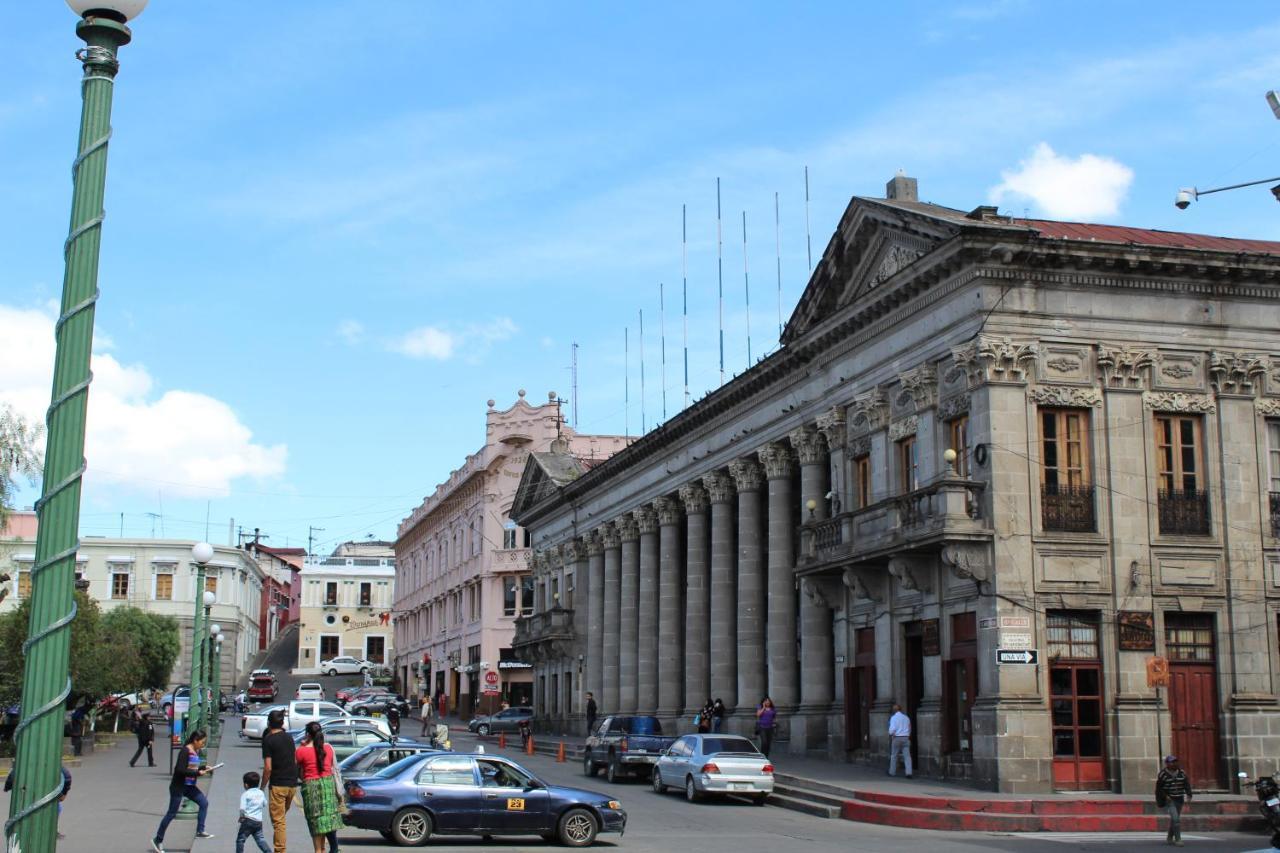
1047,610,1106,790
319,634,340,660
904,624,924,765
1165,613,1221,789
944,612,978,755
844,627,876,752
365,635,386,664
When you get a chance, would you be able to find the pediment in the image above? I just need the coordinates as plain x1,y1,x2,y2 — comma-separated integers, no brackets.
781,200,960,345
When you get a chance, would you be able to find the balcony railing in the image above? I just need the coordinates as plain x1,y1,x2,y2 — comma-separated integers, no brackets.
512,606,576,647
1157,489,1211,536
1041,483,1096,533
1270,492,1280,538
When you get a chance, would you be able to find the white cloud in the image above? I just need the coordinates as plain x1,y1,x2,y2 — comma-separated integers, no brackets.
990,143,1134,220
0,304,286,498
389,317,518,361
337,319,365,345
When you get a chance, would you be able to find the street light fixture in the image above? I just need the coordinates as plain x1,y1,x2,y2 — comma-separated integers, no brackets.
6,3,147,849
1176,91,1280,210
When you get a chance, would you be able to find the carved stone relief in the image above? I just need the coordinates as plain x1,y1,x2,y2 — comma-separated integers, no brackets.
653,495,682,526
1154,352,1203,391
951,335,1039,387
870,243,925,288
1209,350,1268,396
789,426,828,465
1040,343,1092,385
937,393,970,422
842,567,885,603
941,543,989,583
888,415,919,443
702,471,736,505
1257,398,1280,416
1097,345,1154,390
815,407,847,450
1027,385,1103,408
848,388,889,435
887,555,933,593
757,442,794,480
1144,392,1216,413
728,457,765,493
848,436,872,458
678,483,709,515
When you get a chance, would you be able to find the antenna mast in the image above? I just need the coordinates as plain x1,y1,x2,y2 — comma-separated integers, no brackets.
571,342,579,427
742,210,752,364
775,191,783,339
639,309,647,433
624,327,630,438
717,178,725,386
804,165,813,272
682,203,690,410
659,283,667,421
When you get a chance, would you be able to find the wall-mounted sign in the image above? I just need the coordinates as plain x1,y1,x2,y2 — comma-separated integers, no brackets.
1000,616,1031,630
1146,656,1170,688
922,619,940,656
1118,611,1155,651
978,617,998,630
1001,632,1033,649
997,649,1038,665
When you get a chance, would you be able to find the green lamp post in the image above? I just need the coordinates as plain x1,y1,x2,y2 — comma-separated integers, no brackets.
4,2,147,850
208,623,222,745
188,544,214,737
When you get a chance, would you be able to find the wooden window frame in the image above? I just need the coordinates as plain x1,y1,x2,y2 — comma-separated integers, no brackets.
155,572,173,601
111,572,129,600
1040,408,1091,489
854,454,871,509
1267,421,1280,493
897,435,918,494
324,581,338,606
1155,414,1203,493
948,415,970,478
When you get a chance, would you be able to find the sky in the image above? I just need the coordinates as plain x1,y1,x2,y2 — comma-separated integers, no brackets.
4,1,1280,553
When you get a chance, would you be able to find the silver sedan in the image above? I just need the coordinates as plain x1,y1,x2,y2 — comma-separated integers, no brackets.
651,733,774,805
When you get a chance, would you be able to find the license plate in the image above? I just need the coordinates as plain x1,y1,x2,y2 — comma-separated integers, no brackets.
1267,798,1279,807
730,783,751,791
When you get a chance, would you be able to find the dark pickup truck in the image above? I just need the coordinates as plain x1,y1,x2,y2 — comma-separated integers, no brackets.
583,715,677,783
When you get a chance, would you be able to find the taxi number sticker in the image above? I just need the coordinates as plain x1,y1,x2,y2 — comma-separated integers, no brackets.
506,798,525,811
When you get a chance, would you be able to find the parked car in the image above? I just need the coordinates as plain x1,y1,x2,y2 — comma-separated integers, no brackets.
295,683,326,701
339,742,443,781
239,704,288,740
160,685,217,717
583,715,677,783
247,675,278,703
290,723,419,760
343,752,626,847
249,669,276,682
349,694,411,719
319,656,371,677
651,733,773,804
239,700,387,739
336,685,385,707
466,706,534,736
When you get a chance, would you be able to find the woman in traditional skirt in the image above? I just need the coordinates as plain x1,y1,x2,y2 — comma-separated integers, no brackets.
296,721,344,852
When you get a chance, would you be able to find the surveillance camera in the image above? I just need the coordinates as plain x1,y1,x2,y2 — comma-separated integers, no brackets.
1271,184,1280,203
825,491,834,500
1174,189,1194,210
1267,90,1280,121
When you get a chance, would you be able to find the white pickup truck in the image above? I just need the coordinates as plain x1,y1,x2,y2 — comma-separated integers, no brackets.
239,700,391,740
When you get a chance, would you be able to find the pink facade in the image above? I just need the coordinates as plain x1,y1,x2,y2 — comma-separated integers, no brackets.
248,543,305,650
0,510,38,541
393,392,628,716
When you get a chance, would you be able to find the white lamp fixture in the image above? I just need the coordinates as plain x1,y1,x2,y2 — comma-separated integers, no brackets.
191,542,214,564
67,0,149,21
943,448,958,464
203,590,216,608
209,623,221,636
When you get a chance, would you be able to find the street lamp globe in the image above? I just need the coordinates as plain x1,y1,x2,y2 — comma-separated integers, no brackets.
209,623,221,636
943,448,958,464
203,590,216,608
66,0,149,20
191,542,214,564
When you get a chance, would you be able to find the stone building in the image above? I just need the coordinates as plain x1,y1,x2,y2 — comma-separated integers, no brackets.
295,541,395,674
392,392,627,717
510,174,1280,793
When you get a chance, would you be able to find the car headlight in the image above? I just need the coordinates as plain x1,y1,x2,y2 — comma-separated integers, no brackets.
606,800,622,810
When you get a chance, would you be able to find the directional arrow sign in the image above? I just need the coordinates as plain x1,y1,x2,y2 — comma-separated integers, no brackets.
996,649,1039,665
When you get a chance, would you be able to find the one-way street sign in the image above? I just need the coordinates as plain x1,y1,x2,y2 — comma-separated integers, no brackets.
997,649,1039,665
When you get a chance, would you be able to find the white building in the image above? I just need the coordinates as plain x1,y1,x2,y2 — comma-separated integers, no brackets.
295,541,396,675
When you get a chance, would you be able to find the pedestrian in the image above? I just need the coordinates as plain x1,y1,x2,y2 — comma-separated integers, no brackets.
887,702,913,779
129,707,156,767
1156,755,1193,846
260,708,299,853
296,721,344,853
437,691,446,719
696,699,713,733
420,694,435,737
711,698,726,733
585,691,598,735
387,702,400,737
4,761,72,840
237,771,271,853
69,702,87,757
151,728,214,852
755,696,777,757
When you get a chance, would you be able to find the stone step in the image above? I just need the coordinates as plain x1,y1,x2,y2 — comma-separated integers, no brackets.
772,782,855,810
766,792,840,819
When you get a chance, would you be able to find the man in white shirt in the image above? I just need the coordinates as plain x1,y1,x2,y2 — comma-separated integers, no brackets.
887,703,913,779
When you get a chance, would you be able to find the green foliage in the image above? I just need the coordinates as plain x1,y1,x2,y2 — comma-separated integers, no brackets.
99,606,181,690
0,403,43,527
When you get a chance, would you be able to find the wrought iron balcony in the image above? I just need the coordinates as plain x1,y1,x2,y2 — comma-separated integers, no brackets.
799,477,989,567
1041,483,1096,533
512,606,576,648
1270,491,1280,538
1157,489,1211,536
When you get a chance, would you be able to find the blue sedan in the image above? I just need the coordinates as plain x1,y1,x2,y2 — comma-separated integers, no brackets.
344,752,626,847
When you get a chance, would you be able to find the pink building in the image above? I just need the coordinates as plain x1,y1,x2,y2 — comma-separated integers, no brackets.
393,391,628,716
247,542,304,648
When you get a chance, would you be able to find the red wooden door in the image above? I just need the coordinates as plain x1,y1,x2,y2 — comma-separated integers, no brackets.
1168,664,1219,788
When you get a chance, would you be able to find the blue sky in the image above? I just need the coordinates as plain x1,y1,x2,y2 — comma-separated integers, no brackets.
4,1,1280,551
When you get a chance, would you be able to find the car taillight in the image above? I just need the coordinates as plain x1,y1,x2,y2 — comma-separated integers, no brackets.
348,784,365,800
619,738,628,751
761,764,774,774
241,718,246,730
702,763,720,774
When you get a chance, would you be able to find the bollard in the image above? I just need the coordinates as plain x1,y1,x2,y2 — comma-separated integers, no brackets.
556,741,566,763
498,733,506,749
525,734,535,755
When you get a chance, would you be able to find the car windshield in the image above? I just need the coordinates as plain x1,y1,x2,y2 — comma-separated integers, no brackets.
620,717,663,735
700,737,761,755
377,753,431,779
251,678,272,686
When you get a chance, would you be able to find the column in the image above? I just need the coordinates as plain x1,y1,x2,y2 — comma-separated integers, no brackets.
680,483,711,712
730,457,766,722
617,512,640,714
601,522,622,715
635,506,659,715
759,441,798,711
655,495,684,724
704,470,738,714
585,531,605,713
567,538,587,718
792,425,834,750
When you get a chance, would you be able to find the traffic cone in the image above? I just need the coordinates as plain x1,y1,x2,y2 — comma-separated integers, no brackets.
556,741,566,763
498,733,506,749
525,735,535,755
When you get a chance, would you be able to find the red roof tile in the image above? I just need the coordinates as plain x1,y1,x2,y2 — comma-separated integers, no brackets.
1015,219,1280,255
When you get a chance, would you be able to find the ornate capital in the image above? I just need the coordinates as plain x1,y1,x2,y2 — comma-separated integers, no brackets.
757,442,794,480
1027,385,1103,408
952,335,1038,387
1210,351,1268,396
1097,345,1154,390
600,522,622,549
937,393,970,422
702,471,736,505
789,425,828,465
888,414,919,443
678,482,709,514
728,457,764,492
815,407,847,450
586,530,604,557
653,495,682,526
887,555,932,593
562,539,583,564
634,506,658,535
617,513,641,542
533,550,550,572
941,543,989,583
848,388,889,435
1144,392,1216,413
897,363,938,411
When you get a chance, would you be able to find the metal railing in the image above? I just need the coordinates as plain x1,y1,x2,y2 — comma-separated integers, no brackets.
1157,488,1211,536
1041,483,1096,532
1270,491,1280,538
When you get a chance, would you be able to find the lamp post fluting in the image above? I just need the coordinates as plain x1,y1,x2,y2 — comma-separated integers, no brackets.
208,624,222,742
188,546,214,736
5,3,146,850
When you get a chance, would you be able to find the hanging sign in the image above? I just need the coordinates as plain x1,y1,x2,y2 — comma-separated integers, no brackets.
1118,611,1156,651
1146,656,1170,688
921,619,940,656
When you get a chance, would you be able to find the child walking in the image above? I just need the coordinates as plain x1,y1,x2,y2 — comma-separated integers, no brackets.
237,771,271,853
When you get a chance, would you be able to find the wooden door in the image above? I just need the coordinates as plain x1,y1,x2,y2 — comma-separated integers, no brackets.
1165,614,1221,789
843,666,875,751
905,634,923,763
1050,663,1106,789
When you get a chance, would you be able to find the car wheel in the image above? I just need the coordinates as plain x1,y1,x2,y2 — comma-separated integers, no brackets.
391,806,432,846
685,775,700,803
360,667,369,675
477,724,490,736
557,807,599,848
651,768,667,794
606,756,622,784
583,751,598,777
327,669,338,677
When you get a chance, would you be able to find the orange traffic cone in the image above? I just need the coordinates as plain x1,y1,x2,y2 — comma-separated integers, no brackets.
556,741,566,763
498,732,506,749
525,734,535,755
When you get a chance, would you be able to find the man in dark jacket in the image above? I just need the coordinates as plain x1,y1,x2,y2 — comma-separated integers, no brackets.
1156,755,1193,846
5,761,72,839
585,692,598,736
129,708,156,767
